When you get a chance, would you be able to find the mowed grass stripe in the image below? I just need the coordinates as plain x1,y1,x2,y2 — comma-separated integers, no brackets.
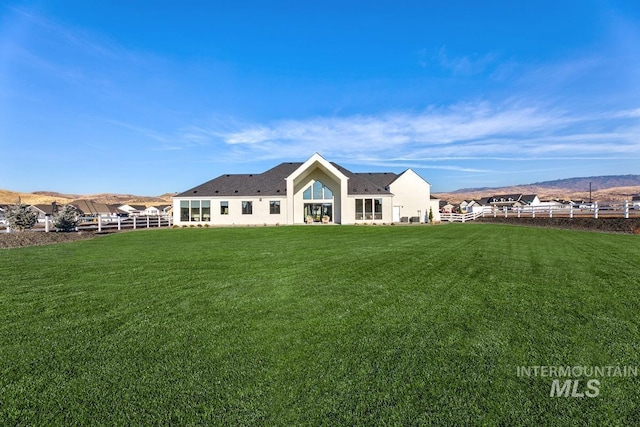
1,224,639,425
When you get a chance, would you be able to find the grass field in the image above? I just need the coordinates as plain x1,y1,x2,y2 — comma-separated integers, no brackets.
1,224,639,425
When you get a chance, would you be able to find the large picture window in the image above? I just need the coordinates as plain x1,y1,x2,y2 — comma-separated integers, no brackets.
242,201,253,215
303,181,333,200
179,199,212,222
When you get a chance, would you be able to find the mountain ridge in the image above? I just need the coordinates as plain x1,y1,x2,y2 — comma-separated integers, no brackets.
452,174,640,194
435,175,640,204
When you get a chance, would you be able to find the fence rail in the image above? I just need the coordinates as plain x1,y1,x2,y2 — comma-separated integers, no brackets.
440,211,484,222
1,216,173,233
441,201,639,222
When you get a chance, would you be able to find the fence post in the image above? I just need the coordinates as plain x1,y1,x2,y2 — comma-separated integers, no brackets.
504,207,508,218
118,216,121,231
624,200,629,219
158,216,161,228
98,217,102,232
594,202,598,219
532,208,536,219
549,205,553,218
133,216,137,230
517,207,521,218
45,216,50,232
569,204,573,219
146,216,150,228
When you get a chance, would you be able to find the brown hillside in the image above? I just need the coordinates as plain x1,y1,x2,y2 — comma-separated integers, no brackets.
434,185,640,204
0,189,174,206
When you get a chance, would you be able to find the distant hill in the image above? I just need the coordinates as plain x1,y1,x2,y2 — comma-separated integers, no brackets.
0,189,175,206
453,175,640,193
434,175,640,204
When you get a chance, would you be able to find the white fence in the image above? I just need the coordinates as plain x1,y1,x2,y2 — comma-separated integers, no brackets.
2,215,172,233
441,201,639,222
439,211,484,222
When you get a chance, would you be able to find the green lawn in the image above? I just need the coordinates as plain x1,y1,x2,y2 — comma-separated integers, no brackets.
1,224,639,425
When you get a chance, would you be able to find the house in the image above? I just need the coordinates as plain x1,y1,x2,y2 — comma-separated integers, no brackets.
173,153,441,226
439,201,454,213
465,199,488,214
632,195,640,208
118,204,147,216
30,203,58,223
144,205,171,216
70,200,113,220
487,194,540,209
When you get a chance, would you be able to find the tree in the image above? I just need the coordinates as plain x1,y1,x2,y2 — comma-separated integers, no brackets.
53,204,79,232
428,207,434,224
6,199,38,231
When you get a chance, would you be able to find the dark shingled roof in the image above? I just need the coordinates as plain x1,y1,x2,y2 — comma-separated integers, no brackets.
177,162,395,197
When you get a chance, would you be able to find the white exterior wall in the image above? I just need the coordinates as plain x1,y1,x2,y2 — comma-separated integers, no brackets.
388,169,433,223
173,197,287,226
344,195,394,224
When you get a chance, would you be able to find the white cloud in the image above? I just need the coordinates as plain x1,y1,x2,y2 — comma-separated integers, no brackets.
188,100,640,170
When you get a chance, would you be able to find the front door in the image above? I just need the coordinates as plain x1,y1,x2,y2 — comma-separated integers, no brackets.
393,206,400,223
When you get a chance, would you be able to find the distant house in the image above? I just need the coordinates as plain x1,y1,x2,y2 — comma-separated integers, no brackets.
632,195,640,208
173,153,441,225
70,200,112,220
144,205,171,216
118,204,147,217
30,203,58,223
439,201,455,213
465,199,488,214
487,194,540,208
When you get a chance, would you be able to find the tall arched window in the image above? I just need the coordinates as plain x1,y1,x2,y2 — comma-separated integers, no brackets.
302,181,333,200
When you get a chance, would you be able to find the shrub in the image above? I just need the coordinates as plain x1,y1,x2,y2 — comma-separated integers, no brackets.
53,204,79,232
5,199,38,231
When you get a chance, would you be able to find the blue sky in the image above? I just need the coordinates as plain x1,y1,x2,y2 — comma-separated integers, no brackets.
1,1,640,195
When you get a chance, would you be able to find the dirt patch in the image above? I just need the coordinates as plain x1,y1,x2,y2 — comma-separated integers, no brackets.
0,231,99,249
475,217,640,234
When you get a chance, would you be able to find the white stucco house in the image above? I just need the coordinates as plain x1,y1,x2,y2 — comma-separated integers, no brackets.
173,153,440,226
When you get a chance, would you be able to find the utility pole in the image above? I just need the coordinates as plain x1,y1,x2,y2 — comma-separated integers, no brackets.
589,182,592,205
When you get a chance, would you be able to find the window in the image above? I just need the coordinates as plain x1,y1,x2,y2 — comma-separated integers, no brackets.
220,201,229,215
180,201,189,221
313,181,323,199
365,199,373,220
303,187,312,200
242,201,253,215
190,200,201,221
355,198,383,221
270,201,280,214
302,181,333,200
201,201,211,221
355,199,363,220
179,199,212,222
374,199,382,220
